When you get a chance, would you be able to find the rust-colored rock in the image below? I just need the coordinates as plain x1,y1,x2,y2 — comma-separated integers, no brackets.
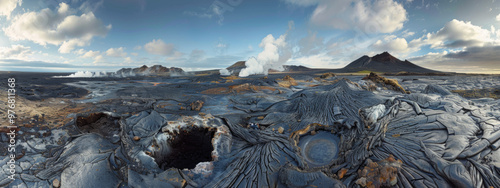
338,168,348,179
133,136,141,141
355,155,402,188
53,178,60,188
277,75,298,88
190,100,204,111
362,72,408,94
278,127,284,134
76,113,105,127
320,72,336,79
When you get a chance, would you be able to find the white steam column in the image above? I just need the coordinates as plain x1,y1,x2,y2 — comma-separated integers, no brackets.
239,22,293,77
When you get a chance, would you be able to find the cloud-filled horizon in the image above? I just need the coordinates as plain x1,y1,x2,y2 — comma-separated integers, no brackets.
0,0,500,73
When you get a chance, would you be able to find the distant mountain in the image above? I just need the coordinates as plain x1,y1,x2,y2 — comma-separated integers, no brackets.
282,65,311,72
116,65,184,76
225,61,311,75
342,52,438,73
226,61,247,73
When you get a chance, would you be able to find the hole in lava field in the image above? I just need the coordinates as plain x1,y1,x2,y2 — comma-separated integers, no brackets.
155,127,216,170
75,113,120,138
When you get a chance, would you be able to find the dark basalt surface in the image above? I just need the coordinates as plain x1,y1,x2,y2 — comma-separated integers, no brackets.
0,71,499,188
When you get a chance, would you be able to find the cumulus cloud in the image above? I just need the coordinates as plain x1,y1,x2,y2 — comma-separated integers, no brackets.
284,0,407,33
403,19,500,73
0,44,32,59
81,50,100,58
372,35,409,52
402,30,415,37
496,13,500,21
0,0,21,19
239,22,293,77
411,19,494,49
144,39,177,56
93,55,104,64
78,49,104,64
75,49,86,55
124,57,133,63
2,2,111,53
106,47,127,57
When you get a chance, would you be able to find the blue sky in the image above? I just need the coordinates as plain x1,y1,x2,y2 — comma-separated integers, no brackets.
1,0,500,73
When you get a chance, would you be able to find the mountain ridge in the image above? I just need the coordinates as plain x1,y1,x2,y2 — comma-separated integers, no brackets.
342,52,438,73
116,65,184,76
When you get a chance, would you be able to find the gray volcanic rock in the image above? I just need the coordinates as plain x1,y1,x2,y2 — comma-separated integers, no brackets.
343,52,438,73
423,84,453,96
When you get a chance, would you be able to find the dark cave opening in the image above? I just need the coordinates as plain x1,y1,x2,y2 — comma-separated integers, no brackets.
75,113,120,137
156,127,216,170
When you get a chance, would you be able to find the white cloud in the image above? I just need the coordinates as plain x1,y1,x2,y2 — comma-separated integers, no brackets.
372,36,409,52
402,30,415,37
2,2,111,54
284,0,407,33
106,47,127,57
59,39,86,53
124,57,133,63
0,0,21,19
426,19,492,48
144,39,176,56
75,49,86,55
410,19,495,49
81,50,100,58
0,44,32,59
496,13,500,21
93,55,104,64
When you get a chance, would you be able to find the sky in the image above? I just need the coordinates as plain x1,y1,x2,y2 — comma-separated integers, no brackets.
0,0,500,73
